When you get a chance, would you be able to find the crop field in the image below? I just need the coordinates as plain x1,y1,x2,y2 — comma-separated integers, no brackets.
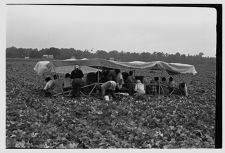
6,59,216,148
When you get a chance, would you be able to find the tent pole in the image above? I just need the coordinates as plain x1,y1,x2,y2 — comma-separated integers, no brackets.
97,66,100,84
159,69,163,96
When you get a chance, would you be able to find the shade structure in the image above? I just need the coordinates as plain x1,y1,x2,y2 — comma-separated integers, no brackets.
53,58,101,74
53,65,101,74
34,61,54,76
52,58,197,75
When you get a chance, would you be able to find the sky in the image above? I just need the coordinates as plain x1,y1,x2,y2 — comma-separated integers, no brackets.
6,5,217,57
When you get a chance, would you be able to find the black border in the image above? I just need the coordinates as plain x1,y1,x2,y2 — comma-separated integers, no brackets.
6,3,222,148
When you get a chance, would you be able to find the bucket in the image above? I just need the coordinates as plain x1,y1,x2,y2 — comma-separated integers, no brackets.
104,95,110,101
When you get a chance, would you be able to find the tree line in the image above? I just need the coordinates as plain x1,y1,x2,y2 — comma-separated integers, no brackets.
6,46,216,65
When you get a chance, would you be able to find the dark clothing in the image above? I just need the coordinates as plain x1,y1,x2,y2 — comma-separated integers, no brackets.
71,68,84,97
106,70,116,81
71,68,84,79
71,78,83,97
150,81,159,94
126,75,136,95
63,86,72,92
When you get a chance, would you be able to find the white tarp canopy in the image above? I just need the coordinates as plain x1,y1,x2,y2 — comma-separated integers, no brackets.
52,59,197,75
53,65,101,74
34,61,54,76
34,60,101,76
54,58,101,74
34,59,197,76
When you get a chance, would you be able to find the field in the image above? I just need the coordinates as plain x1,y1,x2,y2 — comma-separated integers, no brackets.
6,59,216,148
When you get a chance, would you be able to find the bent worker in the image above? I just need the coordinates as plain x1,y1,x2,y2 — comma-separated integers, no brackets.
71,65,84,98
44,74,64,96
100,80,116,100
100,80,123,100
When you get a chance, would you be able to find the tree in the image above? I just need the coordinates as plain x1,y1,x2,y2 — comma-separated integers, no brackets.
198,52,204,57
6,47,216,65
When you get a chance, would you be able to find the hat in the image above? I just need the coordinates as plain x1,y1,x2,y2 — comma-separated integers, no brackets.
74,65,79,69
137,80,141,83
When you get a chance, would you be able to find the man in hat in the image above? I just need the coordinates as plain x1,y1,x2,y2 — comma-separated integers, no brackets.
70,65,84,97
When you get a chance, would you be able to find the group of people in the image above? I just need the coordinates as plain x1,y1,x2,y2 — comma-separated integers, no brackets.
145,76,177,95
43,65,84,98
43,65,187,99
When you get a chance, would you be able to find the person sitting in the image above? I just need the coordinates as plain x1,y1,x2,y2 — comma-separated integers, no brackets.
149,77,159,94
126,71,136,95
70,65,84,98
160,77,169,95
63,73,72,92
43,76,54,96
134,80,145,95
168,76,176,93
44,74,64,96
161,77,167,85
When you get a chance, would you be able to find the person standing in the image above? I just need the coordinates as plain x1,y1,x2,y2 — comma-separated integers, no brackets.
70,65,84,98
126,71,136,95
115,69,124,90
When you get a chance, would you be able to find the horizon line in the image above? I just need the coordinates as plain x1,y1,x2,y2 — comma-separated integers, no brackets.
6,46,216,57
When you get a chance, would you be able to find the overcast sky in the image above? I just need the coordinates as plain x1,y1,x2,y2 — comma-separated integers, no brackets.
6,5,216,57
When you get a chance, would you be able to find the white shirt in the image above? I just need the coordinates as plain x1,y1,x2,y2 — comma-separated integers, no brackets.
44,80,54,90
116,73,124,89
44,79,63,94
135,83,145,94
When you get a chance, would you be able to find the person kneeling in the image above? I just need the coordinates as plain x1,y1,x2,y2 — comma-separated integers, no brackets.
44,75,63,96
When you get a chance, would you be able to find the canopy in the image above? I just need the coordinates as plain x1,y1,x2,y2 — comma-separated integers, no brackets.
34,60,101,76
52,58,197,75
34,61,54,76
53,65,101,74
54,58,101,74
